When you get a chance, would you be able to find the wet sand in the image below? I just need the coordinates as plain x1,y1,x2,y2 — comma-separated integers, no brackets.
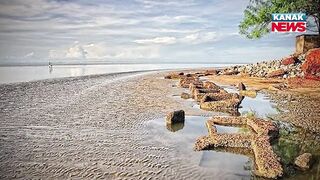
1,71,320,179
0,71,225,179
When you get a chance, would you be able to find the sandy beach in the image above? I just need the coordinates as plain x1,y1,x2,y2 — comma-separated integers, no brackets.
0,70,319,179
0,70,222,179
1,0,319,179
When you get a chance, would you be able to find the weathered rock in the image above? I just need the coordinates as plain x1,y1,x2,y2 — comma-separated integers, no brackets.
194,116,282,179
237,82,246,91
200,93,242,111
204,69,218,76
266,69,286,78
203,81,220,90
221,53,306,79
239,90,257,98
165,73,184,79
222,70,239,75
192,88,223,101
194,136,213,151
166,110,185,124
252,135,283,178
302,48,320,80
180,92,191,99
281,56,297,66
179,77,200,88
200,93,236,103
295,153,313,170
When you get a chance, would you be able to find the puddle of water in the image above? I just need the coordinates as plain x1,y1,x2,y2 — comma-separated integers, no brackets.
172,80,320,179
146,116,252,179
239,93,278,118
217,84,278,118
186,82,278,118
192,104,200,109
215,125,247,134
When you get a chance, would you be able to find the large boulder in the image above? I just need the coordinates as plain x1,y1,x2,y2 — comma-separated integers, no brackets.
281,56,297,66
295,153,313,170
302,48,320,80
266,69,286,78
166,110,185,124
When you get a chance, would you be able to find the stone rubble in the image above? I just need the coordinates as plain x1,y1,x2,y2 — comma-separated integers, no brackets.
220,48,320,83
194,116,283,179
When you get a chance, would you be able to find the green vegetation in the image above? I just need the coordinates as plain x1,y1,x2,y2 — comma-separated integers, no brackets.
239,0,320,39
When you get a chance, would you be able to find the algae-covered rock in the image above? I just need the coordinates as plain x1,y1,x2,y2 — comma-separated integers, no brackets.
166,122,184,132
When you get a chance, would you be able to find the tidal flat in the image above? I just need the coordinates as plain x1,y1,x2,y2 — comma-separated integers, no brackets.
0,70,319,179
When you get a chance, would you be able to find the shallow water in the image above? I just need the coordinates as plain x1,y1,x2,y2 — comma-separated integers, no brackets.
0,63,238,84
218,84,278,118
176,81,320,179
146,116,253,179
191,87,278,118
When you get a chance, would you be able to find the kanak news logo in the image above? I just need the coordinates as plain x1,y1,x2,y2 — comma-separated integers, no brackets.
271,13,306,33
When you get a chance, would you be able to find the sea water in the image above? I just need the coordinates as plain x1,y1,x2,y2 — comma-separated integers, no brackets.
0,63,240,84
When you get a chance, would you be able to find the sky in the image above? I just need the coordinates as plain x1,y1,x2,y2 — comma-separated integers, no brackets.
0,0,301,64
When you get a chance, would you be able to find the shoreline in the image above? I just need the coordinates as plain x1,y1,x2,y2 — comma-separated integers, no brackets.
0,64,230,85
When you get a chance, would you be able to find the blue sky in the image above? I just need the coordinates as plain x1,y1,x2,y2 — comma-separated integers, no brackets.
0,0,300,63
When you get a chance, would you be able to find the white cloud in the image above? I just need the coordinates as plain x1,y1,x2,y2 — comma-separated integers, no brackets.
136,0,197,8
181,32,219,44
0,0,293,63
24,52,34,57
134,36,177,45
48,42,160,60
65,43,87,59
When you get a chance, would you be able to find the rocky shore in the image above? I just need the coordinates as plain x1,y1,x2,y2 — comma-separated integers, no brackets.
165,72,284,178
164,49,320,178
1,51,319,179
220,48,320,88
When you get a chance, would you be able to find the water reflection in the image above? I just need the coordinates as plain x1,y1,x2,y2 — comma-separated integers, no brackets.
146,116,252,179
215,125,246,134
49,65,53,74
0,63,237,84
217,84,278,118
166,122,184,132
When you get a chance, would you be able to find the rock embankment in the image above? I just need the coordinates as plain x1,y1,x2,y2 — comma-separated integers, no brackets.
221,48,320,82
